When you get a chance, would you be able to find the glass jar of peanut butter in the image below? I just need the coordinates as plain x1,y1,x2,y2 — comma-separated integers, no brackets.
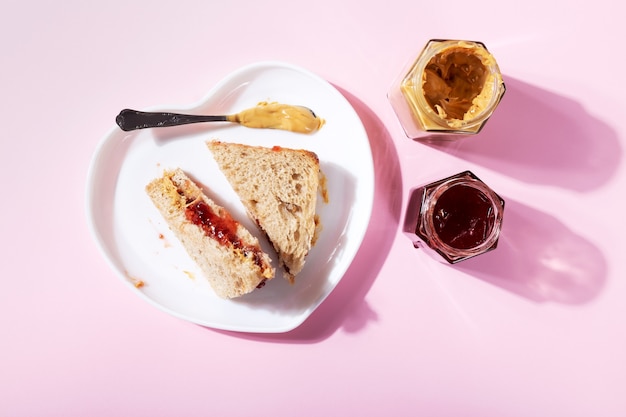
412,171,505,263
389,39,505,138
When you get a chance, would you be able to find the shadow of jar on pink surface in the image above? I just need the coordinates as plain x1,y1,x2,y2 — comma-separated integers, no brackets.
456,198,607,303
418,77,621,192
404,194,607,304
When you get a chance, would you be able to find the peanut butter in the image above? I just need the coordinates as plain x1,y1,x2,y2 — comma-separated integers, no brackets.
422,46,492,121
399,40,505,134
229,102,325,134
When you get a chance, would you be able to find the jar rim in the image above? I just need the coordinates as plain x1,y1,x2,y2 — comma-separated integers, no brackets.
420,174,504,261
402,39,505,132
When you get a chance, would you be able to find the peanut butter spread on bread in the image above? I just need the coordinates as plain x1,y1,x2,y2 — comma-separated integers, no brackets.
146,168,274,298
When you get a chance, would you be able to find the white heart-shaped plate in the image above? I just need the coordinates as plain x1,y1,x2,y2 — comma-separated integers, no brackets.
86,61,374,333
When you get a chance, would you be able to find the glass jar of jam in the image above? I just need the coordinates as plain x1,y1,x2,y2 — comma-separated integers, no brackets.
389,39,506,139
412,171,505,263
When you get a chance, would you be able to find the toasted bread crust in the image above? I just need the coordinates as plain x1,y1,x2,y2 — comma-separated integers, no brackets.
206,141,320,283
146,168,274,298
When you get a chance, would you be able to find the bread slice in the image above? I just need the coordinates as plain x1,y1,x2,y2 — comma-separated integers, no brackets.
206,140,320,283
145,168,274,298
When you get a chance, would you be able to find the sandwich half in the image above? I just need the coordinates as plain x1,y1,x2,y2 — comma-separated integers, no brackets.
146,168,274,298
206,141,320,283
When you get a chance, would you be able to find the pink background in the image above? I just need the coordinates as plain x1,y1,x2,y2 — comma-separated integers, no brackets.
2,1,624,416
